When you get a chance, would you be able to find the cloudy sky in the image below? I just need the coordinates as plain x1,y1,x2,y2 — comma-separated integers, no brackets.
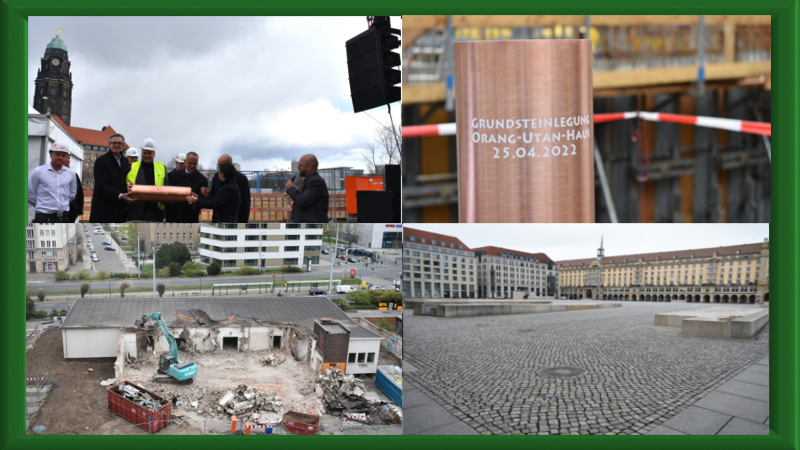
29,16,401,171
404,224,769,261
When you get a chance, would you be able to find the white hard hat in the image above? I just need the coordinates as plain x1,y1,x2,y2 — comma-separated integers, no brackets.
174,153,186,163
126,147,140,158
49,141,69,153
141,138,157,151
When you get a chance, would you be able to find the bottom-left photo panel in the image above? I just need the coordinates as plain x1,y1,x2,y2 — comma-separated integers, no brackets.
26,222,404,435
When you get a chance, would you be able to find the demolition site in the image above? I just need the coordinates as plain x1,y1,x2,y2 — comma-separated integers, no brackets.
26,297,403,435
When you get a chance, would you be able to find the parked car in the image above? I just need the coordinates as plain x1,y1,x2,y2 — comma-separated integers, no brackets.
92,255,99,262
321,249,329,254
104,246,114,251
339,255,346,260
369,286,386,291
336,285,357,294
102,241,111,246
308,289,326,296
347,257,357,263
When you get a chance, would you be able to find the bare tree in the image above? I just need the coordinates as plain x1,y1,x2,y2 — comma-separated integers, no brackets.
362,123,401,174
342,222,359,245
119,280,131,297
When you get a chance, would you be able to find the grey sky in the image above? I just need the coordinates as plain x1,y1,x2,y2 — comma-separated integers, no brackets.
404,224,769,261
29,16,401,172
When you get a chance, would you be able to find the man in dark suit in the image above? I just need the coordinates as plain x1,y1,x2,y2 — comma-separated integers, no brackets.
166,151,208,222
89,133,136,223
64,153,84,223
203,154,250,223
285,154,329,223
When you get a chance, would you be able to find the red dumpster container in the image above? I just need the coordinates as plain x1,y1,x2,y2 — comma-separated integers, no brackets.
107,381,172,434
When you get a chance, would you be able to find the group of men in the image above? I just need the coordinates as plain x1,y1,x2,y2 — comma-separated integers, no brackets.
28,133,253,223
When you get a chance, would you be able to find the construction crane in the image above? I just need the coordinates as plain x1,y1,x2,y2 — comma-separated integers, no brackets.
135,312,197,384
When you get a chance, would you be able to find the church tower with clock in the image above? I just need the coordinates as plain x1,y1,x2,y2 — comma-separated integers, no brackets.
33,29,74,125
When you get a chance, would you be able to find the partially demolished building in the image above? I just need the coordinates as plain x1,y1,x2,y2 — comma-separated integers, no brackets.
59,297,382,379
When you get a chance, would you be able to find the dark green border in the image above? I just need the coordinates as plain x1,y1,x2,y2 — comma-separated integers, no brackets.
3,2,798,450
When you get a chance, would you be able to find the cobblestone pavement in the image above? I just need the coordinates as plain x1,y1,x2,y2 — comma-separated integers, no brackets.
404,301,769,435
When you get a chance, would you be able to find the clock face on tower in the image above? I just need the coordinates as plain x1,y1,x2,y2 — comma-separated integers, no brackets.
51,58,60,66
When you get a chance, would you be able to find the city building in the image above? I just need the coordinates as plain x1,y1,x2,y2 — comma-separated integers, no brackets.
60,297,383,376
51,119,127,190
199,223,323,270
402,227,477,298
26,223,77,273
135,223,200,255
33,31,73,125
473,247,559,299
558,239,770,303
352,223,403,249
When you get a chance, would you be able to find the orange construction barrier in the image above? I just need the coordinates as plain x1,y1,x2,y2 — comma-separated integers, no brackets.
231,415,237,433
245,422,251,435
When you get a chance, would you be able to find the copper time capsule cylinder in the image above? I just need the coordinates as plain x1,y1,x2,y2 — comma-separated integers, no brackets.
455,40,595,223
129,185,192,202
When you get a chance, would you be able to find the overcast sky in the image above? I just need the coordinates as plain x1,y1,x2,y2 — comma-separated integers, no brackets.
29,16,400,171
404,224,769,261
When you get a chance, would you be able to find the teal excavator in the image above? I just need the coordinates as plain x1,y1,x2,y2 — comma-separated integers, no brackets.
135,313,197,384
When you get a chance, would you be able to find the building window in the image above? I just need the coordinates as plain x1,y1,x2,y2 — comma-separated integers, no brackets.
285,246,300,252
357,353,366,363
244,259,258,266
348,353,356,363
286,224,300,229
246,235,259,241
222,260,236,267
283,258,298,265
367,353,375,363
286,235,300,240
304,246,321,251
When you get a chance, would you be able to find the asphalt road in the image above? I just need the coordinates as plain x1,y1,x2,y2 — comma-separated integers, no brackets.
84,226,128,273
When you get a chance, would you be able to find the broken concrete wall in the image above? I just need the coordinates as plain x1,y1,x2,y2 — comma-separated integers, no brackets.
217,327,246,351
114,333,126,380
290,329,315,362
311,348,324,373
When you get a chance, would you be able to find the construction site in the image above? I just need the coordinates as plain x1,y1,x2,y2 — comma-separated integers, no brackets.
402,15,771,223
26,297,403,435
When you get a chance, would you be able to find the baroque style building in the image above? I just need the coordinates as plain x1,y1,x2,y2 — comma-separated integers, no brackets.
33,31,74,125
558,239,770,304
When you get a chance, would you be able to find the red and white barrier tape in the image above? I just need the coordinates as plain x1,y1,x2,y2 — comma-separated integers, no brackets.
403,112,771,137
26,377,44,381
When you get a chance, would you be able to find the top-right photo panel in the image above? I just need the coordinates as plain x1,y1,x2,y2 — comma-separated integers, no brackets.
402,15,771,223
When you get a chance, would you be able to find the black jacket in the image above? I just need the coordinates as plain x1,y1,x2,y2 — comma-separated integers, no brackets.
69,173,84,223
166,168,208,223
286,171,329,223
197,178,240,223
89,151,130,223
209,171,250,223
126,162,170,222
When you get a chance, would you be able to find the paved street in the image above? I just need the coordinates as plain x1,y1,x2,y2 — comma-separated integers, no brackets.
404,301,769,435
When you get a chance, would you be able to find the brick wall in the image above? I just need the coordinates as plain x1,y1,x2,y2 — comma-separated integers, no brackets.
313,322,350,363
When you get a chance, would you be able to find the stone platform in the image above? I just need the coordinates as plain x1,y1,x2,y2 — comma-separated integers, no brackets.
406,299,621,318
654,307,769,339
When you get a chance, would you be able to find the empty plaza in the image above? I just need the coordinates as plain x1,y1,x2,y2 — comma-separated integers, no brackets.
404,301,769,435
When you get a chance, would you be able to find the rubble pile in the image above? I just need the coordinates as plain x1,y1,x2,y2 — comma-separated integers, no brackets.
317,367,371,410
116,383,167,412
261,353,286,366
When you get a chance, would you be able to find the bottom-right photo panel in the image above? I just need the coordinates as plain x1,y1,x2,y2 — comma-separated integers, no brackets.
401,224,769,436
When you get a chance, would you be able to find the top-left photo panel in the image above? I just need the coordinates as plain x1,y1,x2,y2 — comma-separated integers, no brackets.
27,16,402,224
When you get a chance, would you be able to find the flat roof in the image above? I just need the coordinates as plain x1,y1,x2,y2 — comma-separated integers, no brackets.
61,296,381,339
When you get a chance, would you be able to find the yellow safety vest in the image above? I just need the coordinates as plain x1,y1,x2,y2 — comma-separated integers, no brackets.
126,162,167,210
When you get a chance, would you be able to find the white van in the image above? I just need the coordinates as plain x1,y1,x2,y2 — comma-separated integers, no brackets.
336,285,357,294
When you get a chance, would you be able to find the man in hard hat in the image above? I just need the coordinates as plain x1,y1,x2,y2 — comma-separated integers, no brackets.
285,154,329,223
63,153,84,223
126,138,169,222
89,133,136,223
126,147,140,165
167,151,208,222
173,153,186,173
202,154,251,223
28,141,77,223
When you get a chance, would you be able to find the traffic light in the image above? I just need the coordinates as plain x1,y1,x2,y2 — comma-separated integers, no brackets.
345,18,401,113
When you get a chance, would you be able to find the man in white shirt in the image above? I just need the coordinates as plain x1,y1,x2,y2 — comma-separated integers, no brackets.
28,141,77,223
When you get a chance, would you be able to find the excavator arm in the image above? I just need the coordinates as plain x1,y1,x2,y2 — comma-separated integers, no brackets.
137,312,180,363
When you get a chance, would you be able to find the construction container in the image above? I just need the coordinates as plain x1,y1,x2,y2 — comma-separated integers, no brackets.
375,365,403,407
282,411,320,435
345,176,384,214
107,381,171,434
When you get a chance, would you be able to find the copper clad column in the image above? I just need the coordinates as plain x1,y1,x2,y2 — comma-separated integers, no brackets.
455,40,594,223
